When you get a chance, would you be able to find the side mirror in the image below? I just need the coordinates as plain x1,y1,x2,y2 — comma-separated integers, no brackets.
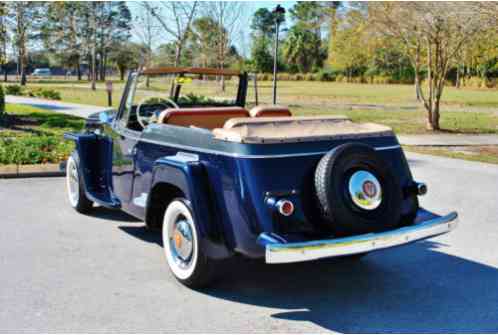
99,110,115,124
85,110,116,133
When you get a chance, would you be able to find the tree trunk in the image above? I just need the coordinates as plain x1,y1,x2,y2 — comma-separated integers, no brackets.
120,67,125,81
455,64,461,88
20,52,26,86
414,44,421,101
77,61,81,81
429,97,441,130
415,73,421,101
91,3,96,91
101,51,107,81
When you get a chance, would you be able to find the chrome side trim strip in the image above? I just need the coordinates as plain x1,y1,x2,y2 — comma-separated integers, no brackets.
262,211,458,264
114,129,401,159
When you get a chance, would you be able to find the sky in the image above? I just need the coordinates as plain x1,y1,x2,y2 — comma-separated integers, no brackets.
127,1,297,57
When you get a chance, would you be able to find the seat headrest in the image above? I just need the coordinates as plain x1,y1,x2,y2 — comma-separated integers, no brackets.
249,105,292,117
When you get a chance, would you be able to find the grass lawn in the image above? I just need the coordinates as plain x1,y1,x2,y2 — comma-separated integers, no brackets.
19,80,498,135
25,78,498,107
3,79,498,165
0,104,83,165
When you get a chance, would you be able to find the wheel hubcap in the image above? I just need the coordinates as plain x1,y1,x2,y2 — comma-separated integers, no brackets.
348,170,382,210
169,218,194,267
67,159,79,206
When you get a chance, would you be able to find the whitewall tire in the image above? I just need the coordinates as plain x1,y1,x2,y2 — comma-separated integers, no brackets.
162,199,215,288
66,152,93,213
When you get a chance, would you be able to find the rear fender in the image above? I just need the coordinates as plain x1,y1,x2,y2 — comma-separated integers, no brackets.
150,153,232,259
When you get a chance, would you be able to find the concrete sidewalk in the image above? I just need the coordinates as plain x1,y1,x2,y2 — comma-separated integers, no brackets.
398,134,498,146
6,95,110,118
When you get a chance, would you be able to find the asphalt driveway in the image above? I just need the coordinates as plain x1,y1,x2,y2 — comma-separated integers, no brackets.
0,152,497,333
6,95,109,118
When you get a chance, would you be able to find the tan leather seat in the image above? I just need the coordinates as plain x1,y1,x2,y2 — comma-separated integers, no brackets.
158,107,249,129
249,105,292,117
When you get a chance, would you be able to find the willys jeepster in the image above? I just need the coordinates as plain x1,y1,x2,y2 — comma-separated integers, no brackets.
64,67,458,288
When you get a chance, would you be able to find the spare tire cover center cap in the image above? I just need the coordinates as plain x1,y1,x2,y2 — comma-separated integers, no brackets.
348,170,382,210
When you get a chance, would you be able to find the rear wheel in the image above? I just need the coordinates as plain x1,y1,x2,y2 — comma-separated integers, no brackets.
162,199,215,288
66,152,93,214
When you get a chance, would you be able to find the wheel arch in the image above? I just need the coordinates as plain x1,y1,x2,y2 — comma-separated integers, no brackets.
147,155,233,260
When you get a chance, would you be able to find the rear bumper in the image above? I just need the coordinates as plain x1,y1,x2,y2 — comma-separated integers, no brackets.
258,209,458,264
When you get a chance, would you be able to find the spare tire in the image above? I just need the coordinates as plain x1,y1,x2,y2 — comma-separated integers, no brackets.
314,143,403,236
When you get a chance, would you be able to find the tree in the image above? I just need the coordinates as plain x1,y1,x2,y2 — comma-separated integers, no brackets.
283,25,325,73
95,2,132,81
143,1,197,67
284,1,327,72
249,7,285,73
109,42,142,80
0,2,8,82
325,2,343,66
251,8,276,38
42,2,89,80
204,2,245,91
10,2,45,86
329,8,368,80
189,17,219,68
134,3,160,86
369,2,494,130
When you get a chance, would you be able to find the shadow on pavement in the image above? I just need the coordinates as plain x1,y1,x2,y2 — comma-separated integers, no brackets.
117,218,498,332
86,207,140,223
199,241,498,333
118,225,162,246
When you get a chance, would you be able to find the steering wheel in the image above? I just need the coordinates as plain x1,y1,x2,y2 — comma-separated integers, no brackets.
136,96,179,129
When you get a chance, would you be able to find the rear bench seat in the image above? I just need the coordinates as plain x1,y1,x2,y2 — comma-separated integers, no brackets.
158,107,249,129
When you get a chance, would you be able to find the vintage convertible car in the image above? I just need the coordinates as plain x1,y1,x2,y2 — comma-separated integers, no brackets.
64,67,458,287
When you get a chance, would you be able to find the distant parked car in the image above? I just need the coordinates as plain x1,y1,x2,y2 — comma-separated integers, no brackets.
32,68,52,77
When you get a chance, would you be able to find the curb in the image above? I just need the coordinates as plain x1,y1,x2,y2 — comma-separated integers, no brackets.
0,163,65,179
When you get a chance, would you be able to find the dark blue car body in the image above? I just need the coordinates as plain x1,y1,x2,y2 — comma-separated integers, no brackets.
65,68,457,270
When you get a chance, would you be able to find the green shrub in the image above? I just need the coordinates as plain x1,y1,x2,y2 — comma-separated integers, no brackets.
335,74,346,83
27,88,61,100
294,73,304,81
304,73,316,81
5,84,24,96
485,78,497,88
256,73,271,81
40,116,83,129
277,72,291,81
0,85,5,120
316,70,335,82
0,135,74,165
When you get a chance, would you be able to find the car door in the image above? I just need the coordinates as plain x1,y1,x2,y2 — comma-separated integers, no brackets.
109,73,140,209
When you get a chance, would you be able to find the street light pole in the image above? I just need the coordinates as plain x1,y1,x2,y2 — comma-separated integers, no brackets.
272,5,285,105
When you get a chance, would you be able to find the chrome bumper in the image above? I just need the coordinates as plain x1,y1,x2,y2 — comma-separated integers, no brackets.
258,210,458,264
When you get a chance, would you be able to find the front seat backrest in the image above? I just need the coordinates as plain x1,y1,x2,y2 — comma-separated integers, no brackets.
158,107,249,129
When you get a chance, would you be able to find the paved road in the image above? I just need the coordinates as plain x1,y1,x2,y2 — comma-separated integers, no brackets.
1,153,497,333
6,95,109,118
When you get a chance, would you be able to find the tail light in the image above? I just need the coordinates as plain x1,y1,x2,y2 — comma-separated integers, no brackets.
276,199,295,217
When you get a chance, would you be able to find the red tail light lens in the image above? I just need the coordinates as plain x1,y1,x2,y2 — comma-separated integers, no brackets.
277,199,294,217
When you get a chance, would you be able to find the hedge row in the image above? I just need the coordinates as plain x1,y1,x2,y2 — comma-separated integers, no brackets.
4,84,61,100
0,135,73,165
255,73,498,88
